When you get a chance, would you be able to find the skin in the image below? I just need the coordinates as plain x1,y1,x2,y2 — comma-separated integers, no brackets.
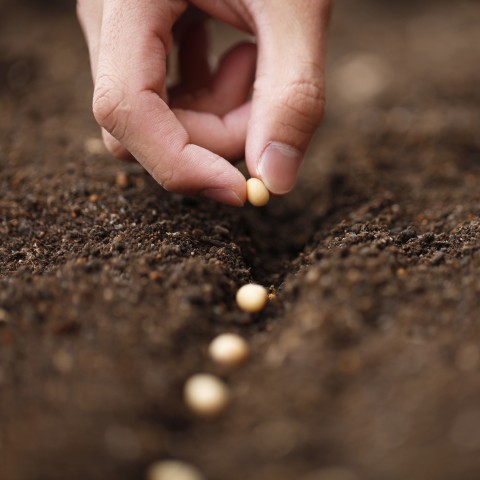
77,0,332,206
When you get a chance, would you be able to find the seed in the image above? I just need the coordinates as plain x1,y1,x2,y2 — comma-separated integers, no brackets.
236,283,268,313
208,333,249,367
246,178,270,207
184,374,230,418
84,137,105,155
147,460,205,480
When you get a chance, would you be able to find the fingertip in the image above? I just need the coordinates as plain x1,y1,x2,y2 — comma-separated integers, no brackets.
257,142,303,195
198,158,247,206
157,143,247,206
200,188,245,207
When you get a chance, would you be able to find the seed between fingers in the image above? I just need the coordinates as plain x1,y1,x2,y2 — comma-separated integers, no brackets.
246,178,270,207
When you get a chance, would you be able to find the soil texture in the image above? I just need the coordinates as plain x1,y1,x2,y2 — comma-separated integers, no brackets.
1,1,480,479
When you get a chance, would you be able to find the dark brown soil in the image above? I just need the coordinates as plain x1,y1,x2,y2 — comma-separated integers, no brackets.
1,1,480,479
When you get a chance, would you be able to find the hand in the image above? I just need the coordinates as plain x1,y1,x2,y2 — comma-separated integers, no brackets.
77,0,331,205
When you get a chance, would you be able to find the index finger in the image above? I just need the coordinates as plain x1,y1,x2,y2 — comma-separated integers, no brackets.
92,0,246,205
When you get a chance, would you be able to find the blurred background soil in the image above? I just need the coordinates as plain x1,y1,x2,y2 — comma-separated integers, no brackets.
1,1,480,479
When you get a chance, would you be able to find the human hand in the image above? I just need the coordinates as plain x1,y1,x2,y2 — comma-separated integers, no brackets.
77,0,331,206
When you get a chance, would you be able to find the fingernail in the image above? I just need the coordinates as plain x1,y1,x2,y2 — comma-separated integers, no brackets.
201,188,244,207
257,142,302,195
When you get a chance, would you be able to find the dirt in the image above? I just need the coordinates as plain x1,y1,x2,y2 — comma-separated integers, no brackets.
1,1,480,479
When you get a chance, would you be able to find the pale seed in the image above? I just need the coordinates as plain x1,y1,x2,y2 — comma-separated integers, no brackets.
236,284,268,313
246,178,270,207
208,333,249,367
184,374,230,418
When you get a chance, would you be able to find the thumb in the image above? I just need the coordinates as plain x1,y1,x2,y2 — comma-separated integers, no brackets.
245,0,331,194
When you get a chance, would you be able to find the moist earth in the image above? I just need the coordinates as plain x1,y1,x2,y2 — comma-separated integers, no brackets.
1,1,480,479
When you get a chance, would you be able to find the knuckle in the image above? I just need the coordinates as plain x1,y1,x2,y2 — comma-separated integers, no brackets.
92,75,129,140
280,77,326,127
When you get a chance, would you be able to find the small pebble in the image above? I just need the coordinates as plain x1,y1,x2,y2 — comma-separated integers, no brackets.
147,460,205,480
246,178,270,207
208,333,249,367
184,374,230,418
115,171,129,189
149,271,162,281
236,284,268,313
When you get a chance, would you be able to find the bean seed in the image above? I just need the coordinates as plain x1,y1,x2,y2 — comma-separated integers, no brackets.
147,460,205,480
209,333,249,367
246,178,270,207
184,374,230,417
236,284,268,313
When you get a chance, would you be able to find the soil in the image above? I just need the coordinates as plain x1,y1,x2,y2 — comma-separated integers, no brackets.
1,1,480,479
